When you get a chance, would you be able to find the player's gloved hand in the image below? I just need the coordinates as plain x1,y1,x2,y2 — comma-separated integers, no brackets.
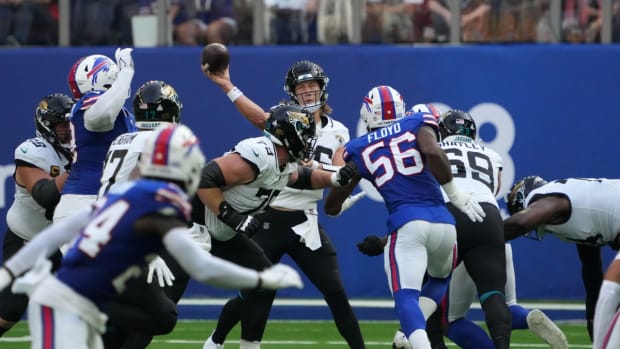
442,180,485,223
357,235,385,256
330,162,359,187
328,191,367,216
115,47,134,71
147,255,175,287
257,264,303,289
217,201,261,236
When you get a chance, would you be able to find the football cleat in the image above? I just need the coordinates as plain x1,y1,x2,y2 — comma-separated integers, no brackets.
392,328,412,349
527,309,569,349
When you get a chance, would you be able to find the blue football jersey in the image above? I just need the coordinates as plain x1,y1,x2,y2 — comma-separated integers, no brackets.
344,112,454,232
62,91,136,195
56,179,190,307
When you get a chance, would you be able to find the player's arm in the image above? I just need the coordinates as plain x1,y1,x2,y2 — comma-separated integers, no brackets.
204,66,268,130
197,155,262,236
0,207,92,289
83,48,134,132
197,155,257,215
417,125,452,184
15,162,68,212
503,196,570,240
323,177,360,216
161,227,302,290
288,162,357,190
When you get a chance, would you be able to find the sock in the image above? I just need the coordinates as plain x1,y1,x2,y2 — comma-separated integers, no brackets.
509,304,530,329
447,318,494,349
324,290,365,349
394,289,424,335
480,293,511,349
421,276,450,305
408,328,431,349
239,338,261,349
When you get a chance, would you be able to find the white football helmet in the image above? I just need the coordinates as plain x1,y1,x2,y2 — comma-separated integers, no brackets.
67,54,119,98
139,124,206,197
360,85,406,132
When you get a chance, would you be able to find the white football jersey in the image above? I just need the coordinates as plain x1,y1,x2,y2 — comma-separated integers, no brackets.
525,178,620,246
440,135,502,207
97,131,149,199
6,137,70,240
271,116,349,211
206,137,297,241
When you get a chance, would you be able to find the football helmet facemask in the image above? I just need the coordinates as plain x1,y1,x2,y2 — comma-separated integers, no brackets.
35,93,74,156
67,54,119,99
264,104,316,162
360,85,406,132
506,175,548,215
139,124,206,197
284,60,329,113
133,80,182,130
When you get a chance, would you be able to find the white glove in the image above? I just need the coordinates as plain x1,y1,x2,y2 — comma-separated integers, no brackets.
189,223,212,252
0,267,13,292
258,264,303,290
147,255,175,287
115,47,134,71
442,180,485,223
329,191,367,216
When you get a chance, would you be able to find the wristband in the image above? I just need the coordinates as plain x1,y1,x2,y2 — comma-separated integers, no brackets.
226,87,243,102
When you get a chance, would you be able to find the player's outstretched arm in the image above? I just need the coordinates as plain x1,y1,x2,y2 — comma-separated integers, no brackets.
0,208,91,290
163,227,302,290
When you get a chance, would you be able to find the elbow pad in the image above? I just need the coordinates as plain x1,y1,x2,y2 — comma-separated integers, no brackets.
199,160,226,189
31,178,61,211
289,167,313,190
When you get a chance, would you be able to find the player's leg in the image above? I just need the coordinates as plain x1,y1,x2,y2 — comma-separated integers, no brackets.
120,250,192,348
101,270,177,348
594,252,620,349
208,233,274,348
291,225,365,348
577,244,604,340
445,262,495,349
0,229,62,336
28,302,92,349
454,203,511,349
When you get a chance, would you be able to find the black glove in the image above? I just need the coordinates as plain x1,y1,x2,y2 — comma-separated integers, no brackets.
356,235,385,256
335,162,359,186
217,201,261,236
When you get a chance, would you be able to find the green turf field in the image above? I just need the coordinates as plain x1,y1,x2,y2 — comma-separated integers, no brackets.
0,319,592,348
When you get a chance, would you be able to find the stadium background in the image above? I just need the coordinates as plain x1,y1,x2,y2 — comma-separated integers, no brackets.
0,45,617,309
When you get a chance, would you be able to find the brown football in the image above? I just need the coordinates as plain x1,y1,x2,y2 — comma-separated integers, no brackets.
200,43,229,73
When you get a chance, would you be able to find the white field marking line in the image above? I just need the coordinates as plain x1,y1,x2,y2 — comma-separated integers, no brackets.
0,337,594,348
178,298,585,310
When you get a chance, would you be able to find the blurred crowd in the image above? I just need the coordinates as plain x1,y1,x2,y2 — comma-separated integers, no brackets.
1,0,619,47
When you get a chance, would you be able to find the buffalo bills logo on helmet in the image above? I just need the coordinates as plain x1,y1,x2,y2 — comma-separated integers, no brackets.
87,57,113,86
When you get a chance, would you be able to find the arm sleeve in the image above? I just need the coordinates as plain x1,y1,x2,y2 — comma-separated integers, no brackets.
83,69,133,132
163,227,260,289
4,208,92,276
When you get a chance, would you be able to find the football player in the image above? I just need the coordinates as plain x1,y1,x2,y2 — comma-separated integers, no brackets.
202,60,366,349
54,48,137,223
0,93,73,337
506,176,620,341
324,86,485,349
0,124,303,349
196,103,356,349
96,80,191,348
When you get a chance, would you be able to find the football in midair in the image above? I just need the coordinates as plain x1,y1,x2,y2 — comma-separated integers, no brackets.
200,43,229,73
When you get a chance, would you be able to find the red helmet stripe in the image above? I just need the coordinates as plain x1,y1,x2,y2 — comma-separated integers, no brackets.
378,86,397,121
87,60,108,78
152,126,175,165
67,57,85,99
